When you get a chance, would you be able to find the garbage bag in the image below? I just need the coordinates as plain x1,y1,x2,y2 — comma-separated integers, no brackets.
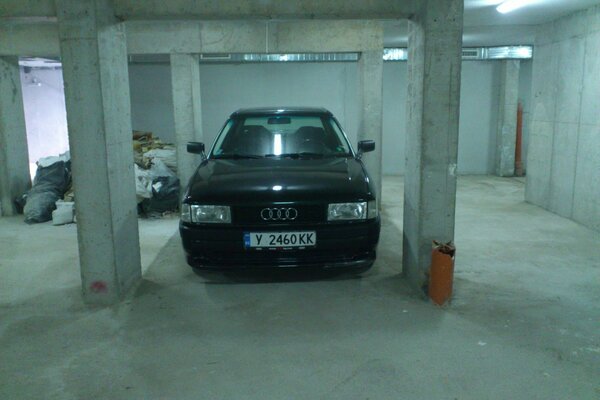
52,200,75,226
143,147,177,173
24,160,71,223
141,176,180,214
134,164,153,203
148,158,176,178
37,151,70,168
14,193,27,214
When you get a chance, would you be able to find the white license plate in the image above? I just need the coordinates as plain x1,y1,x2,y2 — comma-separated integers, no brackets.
244,231,316,249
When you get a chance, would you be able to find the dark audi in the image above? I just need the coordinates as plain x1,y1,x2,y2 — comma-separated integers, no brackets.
180,107,380,273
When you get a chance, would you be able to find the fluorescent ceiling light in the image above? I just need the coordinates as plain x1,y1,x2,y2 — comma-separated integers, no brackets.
497,0,534,14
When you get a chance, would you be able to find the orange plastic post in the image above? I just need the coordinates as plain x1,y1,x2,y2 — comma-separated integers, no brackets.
429,241,456,306
515,102,524,176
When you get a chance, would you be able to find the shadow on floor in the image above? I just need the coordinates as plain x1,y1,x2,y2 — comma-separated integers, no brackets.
135,206,407,292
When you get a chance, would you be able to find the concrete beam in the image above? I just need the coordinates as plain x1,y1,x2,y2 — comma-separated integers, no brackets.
127,20,385,54
496,60,520,177
0,22,60,57
358,49,384,204
57,0,141,305
403,0,463,293
126,21,267,54
1,0,415,20
0,0,56,19
114,0,416,20
170,53,203,189
0,20,385,56
268,20,384,52
0,56,31,216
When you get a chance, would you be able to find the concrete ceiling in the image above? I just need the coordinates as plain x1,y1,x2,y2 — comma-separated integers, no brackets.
3,0,600,49
385,0,600,46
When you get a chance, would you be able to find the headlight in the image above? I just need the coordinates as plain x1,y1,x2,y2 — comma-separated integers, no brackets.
368,200,378,219
328,202,367,221
184,205,231,224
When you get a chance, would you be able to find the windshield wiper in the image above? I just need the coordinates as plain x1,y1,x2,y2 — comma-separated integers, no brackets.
265,152,326,159
212,153,263,159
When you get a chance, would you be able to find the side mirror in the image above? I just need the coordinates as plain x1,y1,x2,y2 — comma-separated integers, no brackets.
358,140,375,154
187,142,205,154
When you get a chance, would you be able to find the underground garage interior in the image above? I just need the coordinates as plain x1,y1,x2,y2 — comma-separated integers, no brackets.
1,0,599,398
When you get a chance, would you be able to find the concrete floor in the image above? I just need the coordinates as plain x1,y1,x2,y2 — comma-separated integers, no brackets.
1,176,599,399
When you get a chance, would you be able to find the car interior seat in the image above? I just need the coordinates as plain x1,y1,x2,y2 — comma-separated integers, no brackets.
292,126,329,153
233,125,273,155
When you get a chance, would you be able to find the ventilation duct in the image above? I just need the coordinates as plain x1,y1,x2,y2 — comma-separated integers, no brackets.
383,46,533,61
484,46,533,59
234,53,358,63
461,48,482,60
20,45,533,68
200,53,231,61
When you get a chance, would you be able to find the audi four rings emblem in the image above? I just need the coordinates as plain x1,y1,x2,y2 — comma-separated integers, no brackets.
261,207,298,221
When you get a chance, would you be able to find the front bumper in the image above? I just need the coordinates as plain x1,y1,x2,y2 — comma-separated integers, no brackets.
180,218,380,270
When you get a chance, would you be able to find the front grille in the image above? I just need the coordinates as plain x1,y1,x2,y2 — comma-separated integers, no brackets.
233,204,325,225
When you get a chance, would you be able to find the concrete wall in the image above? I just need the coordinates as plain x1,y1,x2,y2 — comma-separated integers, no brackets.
384,61,505,175
526,5,600,231
197,62,362,155
127,60,519,175
457,61,501,174
21,60,532,176
128,64,175,141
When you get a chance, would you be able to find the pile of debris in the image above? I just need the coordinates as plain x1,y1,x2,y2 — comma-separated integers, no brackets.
133,131,177,172
132,131,179,216
20,130,179,225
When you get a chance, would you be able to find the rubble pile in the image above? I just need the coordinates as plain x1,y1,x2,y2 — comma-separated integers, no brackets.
133,130,177,172
21,130,179,225
132,131,179,216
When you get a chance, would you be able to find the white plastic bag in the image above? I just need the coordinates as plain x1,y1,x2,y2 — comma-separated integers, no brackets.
52,200,75,225
134,164,153,203
143,147,177,173
149,158,176,178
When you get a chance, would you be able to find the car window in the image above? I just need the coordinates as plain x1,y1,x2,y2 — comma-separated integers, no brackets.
211,119,234,154
211,115,352,158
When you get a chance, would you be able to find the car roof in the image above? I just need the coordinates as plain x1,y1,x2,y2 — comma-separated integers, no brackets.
230,107,333,118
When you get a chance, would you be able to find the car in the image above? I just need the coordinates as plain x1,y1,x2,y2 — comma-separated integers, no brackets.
179,107,381,273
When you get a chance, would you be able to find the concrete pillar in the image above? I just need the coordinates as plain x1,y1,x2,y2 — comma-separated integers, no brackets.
403,0,463,292
0,57,30,216
57,0,141,305
496,60,520,177
358,50,384,204
170,53,203,189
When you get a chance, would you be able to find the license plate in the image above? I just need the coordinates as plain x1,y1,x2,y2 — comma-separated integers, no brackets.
244,231,316,249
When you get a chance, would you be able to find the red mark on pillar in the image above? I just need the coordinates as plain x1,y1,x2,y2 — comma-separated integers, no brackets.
90,281,108,293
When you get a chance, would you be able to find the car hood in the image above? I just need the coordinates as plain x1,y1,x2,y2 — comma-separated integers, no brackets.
184,157,374,204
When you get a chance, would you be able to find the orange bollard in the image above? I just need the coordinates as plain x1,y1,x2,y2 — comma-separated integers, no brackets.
428,241,456,306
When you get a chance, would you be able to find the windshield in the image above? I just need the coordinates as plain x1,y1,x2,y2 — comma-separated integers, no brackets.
210,115,352,159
